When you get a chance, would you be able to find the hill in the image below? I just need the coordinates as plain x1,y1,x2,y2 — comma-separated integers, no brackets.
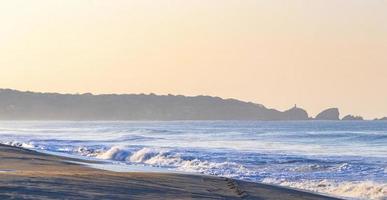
0,89,309,121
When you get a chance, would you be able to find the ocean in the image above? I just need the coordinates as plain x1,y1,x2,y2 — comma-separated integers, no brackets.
0,121,386,200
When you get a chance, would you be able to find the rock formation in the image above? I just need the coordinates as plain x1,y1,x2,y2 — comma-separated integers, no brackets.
281,105,309,120
315,108,340,120
342,115,364,121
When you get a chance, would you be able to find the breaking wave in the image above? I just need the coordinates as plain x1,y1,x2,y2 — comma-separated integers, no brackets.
1,141,36,149
94,146,250,178
263,178,387,200
1,120,386,200
1,141,386,200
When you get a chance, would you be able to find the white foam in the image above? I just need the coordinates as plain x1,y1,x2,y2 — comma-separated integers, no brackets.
262,178,387,200
93,146,249,178
95,146,130,161
129,147,169,163
1,141,35,149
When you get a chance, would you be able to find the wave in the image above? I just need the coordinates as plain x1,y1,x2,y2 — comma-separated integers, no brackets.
1,141,35,149
89,146,387,200
289,163,353,173
94,146,250,178
262,178,387,200
95,146,131,160
1,140,385,200
111,135,160,142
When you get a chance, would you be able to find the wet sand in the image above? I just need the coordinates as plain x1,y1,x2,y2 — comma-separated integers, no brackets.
0,144,342,199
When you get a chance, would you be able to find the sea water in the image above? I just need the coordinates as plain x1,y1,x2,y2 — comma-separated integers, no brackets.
0,121,386,200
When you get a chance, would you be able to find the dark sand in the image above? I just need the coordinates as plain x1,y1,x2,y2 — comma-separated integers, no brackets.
0,144,342,200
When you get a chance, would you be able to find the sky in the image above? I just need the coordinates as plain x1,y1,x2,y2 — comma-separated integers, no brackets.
1,0,386,119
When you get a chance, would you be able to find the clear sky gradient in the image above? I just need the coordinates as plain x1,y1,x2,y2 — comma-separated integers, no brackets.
1,0,386,118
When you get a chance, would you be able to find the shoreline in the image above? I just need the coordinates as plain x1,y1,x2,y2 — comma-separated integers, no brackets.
0,144,343,199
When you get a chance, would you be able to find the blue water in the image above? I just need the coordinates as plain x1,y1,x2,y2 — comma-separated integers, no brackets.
0,121,386,199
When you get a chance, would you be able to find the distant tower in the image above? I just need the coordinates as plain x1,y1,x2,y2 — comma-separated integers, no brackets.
294,104,297,108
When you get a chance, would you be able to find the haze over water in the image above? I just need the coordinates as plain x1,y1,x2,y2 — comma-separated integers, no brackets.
1,0,387,118
1,1,387,200
0,121,386,200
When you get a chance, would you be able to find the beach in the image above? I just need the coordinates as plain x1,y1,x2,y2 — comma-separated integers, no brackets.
0,121,385,199
0,144,342,199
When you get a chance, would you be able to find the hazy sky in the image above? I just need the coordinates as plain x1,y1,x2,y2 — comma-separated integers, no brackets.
1,0,386,118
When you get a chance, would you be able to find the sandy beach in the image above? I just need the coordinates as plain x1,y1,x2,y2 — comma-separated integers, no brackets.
0,144,342,200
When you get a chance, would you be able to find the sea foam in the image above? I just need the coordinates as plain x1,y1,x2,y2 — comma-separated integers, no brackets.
263,178,387,200
1,141,35,149
94,146,249,178
1,121,386,200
